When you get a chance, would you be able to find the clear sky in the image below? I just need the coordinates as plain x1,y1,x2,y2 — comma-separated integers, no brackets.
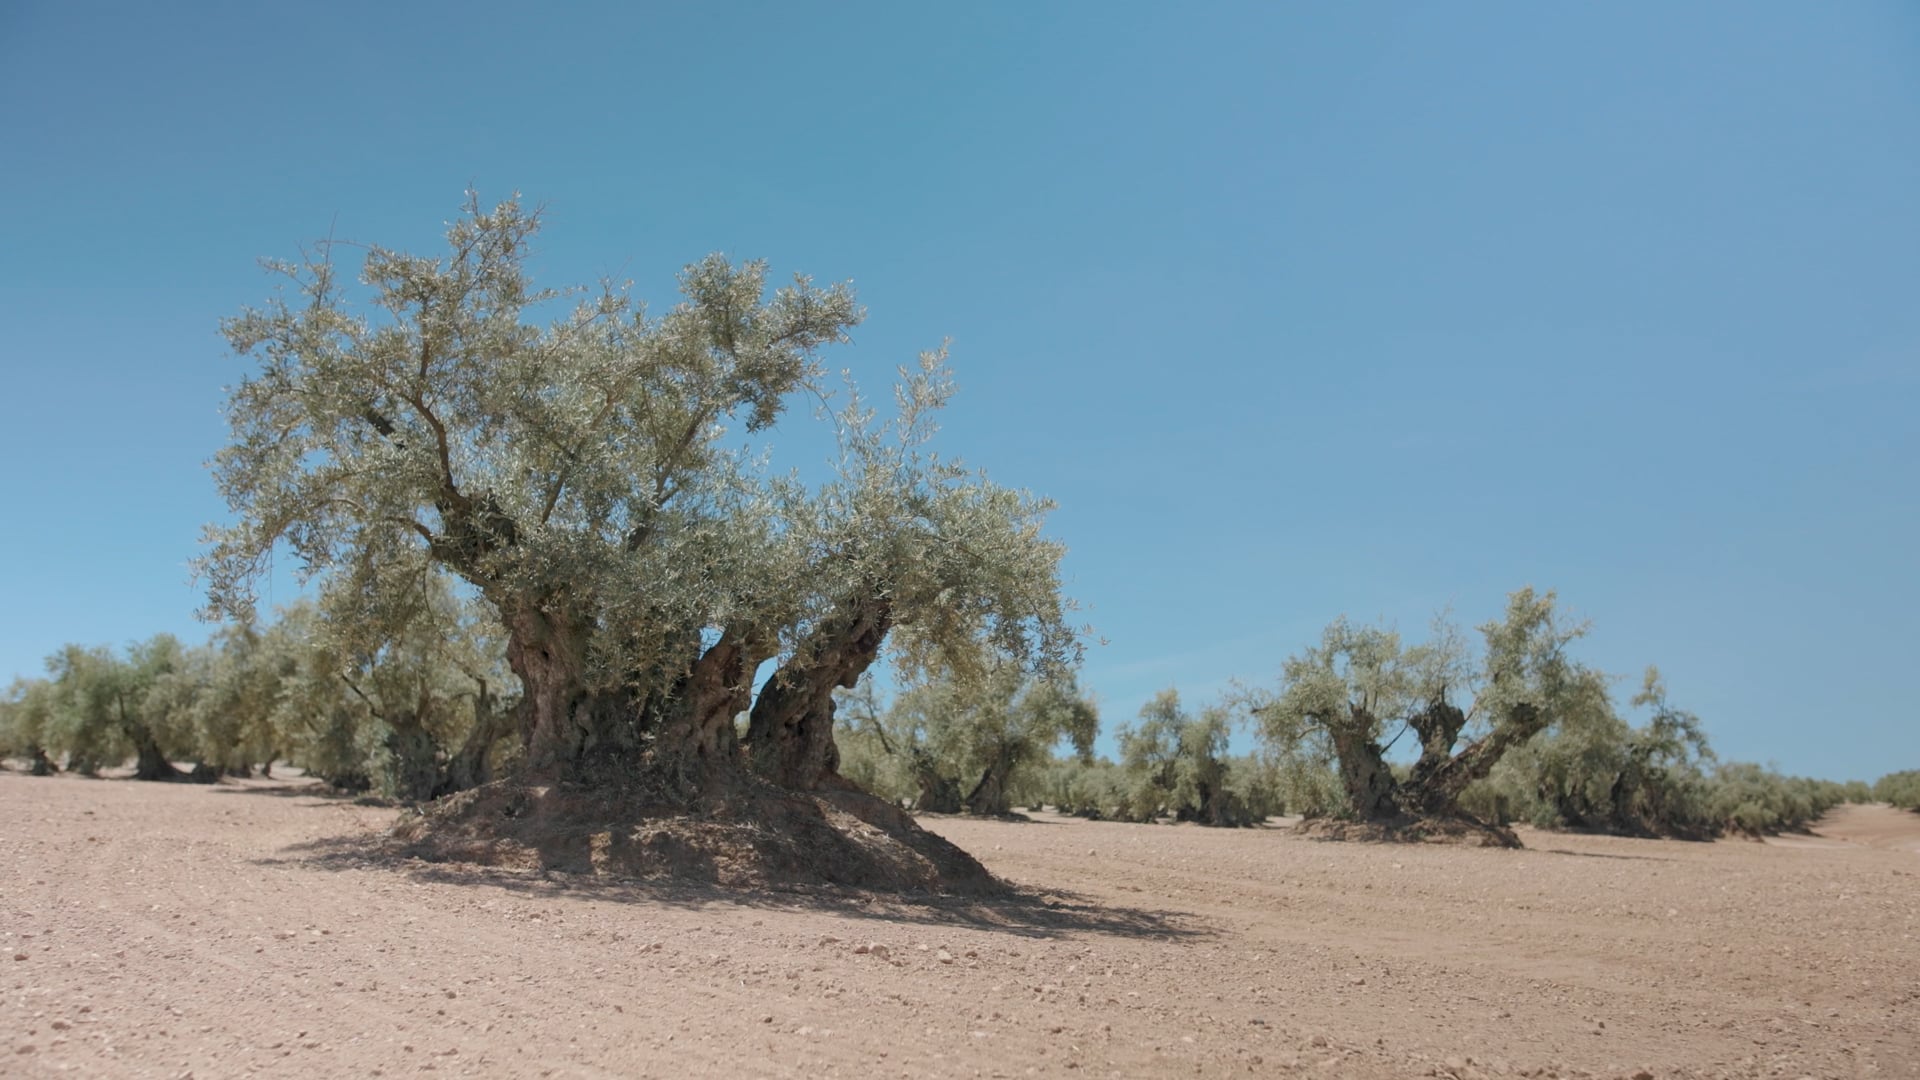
2,2,1914,780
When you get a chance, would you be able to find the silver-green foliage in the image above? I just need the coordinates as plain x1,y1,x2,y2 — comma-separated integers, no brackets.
0,678,58,772
1251,588,1600,821
1114,690,1254,825
835,666,1097,815
201,193,1078,785
1874,770,1920,811
1035,690,1275,826
1464,666,1717,835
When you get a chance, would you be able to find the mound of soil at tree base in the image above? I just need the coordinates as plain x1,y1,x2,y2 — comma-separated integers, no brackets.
1293,813,1521,848
389,776,1002,893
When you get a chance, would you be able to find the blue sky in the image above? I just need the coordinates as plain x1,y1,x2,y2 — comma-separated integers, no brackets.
1,2,1914,780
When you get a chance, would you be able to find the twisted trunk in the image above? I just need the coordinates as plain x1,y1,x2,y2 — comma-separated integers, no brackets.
506,603,763,793
383,710,441,803
440,680,513,795
1403,698,1468,799
120,689,182,782
964,742,1018,816
1329,705,1398,820
506,606,643,781
1402,702,1543,817
648,630,760,788
746,597,890,791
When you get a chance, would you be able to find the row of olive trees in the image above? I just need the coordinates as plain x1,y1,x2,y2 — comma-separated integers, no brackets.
834,666,1098,816
835,679,1309,827
842,586,1902,840
1875,770,1920,812
0,574,518,802
1028,691,1279,826
2,628,284,783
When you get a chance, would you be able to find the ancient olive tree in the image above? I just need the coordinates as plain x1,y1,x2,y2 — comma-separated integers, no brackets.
201,194,1076,882
1470,665,1717,836
1250,588,1604,826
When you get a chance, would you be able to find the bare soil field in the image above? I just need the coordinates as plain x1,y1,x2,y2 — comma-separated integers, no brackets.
3,773,1915,1079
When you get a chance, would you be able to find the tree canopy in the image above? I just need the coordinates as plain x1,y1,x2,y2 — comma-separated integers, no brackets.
200,193,1080,827
1249,588,1602,826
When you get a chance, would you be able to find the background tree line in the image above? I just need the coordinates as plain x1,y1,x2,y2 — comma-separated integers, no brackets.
837,588,1913,840
5,583,1911,842
2,198,1911,857
0,573,516,802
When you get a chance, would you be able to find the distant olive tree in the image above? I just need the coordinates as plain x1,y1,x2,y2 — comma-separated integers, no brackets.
1875,770,1920,811
1249,588,1603,825
1115,690,1256,825
187,621,294,779
304,566,517,802
0,678,60,775
836,666,1097,816
1464,666,1716,836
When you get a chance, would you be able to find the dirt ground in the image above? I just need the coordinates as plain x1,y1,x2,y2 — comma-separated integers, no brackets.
2,773,1915,1079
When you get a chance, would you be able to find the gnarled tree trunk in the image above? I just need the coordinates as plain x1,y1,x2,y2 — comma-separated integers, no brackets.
646,630,762,791
910,747,962,812
1401,702,1543,817
964,742,1017,816
383,710,441,804
1329,706,1398,819
746,597,890,791
115,689,180,782
506,606,607,778
439,681,513,796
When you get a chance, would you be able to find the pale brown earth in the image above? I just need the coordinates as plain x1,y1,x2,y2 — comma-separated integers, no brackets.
3,772,1916,1079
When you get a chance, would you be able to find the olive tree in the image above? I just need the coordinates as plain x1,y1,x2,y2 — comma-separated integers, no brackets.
1116,690,1255,825
0,678,60,775
201,194,1076,879
1251,588,1603,824
311,567,516,801
1874,770,1920,811
844,666,1097,815
1464,665,1716,835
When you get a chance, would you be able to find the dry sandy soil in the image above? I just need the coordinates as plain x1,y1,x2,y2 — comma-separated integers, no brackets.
2,772,1915,1079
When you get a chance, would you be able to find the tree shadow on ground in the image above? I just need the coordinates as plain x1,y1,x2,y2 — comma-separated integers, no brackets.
1535,847,1676,863
206,782,384,804
256,832,1212,944
916,810,1054,825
